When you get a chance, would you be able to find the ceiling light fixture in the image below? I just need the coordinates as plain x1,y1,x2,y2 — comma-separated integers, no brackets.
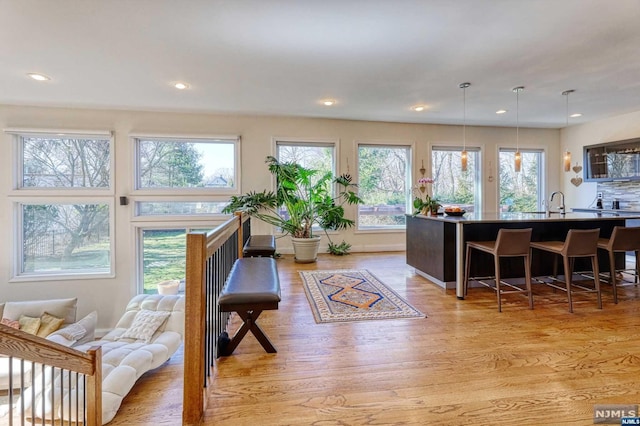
174,82,189,90
459,82,470,172
322,99,335,106
513,86,524,173
411,105,426,112
570,113,582,118
27,73,50,81
562,89,575,172
496,109,507,114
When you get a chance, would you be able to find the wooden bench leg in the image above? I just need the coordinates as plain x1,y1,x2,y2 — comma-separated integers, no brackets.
220,310,277,355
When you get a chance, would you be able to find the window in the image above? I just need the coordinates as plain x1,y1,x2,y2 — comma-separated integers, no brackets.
499,148,545,212
9,130,114,279
357,144,412,229
139,227,214,293
134,136,239,192
432,147,481,212
275,140,335,180
21,203,110,275
275,139,337,225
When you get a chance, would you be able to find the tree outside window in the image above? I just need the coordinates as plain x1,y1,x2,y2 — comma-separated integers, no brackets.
499,149,544,212
358,145,411,229
431,147,480,212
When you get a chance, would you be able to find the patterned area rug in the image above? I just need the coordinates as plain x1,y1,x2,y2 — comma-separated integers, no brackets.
299,269,426,323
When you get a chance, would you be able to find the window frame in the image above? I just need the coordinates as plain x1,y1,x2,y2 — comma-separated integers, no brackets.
131,134,241,196
497,147,546,212
12,197,115,282
431,145,482,213
6,128,115,281
355,140,414,232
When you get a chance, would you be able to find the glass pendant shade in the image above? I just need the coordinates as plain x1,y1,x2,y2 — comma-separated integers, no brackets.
563,150,571,172
513,86,524,173
460,82,470,172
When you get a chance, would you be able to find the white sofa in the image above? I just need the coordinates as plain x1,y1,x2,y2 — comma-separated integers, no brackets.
4,294,184,425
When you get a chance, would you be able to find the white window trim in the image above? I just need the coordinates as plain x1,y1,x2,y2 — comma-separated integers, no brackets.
11,197,115,282
354,139,415,233
130,133,241,195
130,195,232,222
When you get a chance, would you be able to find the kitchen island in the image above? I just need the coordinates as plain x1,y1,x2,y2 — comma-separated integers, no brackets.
406,212,640,299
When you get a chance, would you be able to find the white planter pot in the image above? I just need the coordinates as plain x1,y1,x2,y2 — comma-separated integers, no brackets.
291,236,321,263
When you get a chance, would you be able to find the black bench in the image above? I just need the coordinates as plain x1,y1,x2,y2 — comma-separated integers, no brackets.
218,257,281,356
243,235,276,257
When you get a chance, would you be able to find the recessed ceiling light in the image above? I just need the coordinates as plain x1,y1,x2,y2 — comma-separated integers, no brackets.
411,105,427,112
496,109,507,114
27,73,50,81
322,99,336,106
174,82,190,90
570,113,582,118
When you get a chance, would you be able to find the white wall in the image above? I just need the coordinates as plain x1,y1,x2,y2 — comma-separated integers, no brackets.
0,104,561,328
561,109,640,208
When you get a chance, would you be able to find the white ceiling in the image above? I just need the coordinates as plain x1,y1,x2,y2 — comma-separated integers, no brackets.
2,0,640,128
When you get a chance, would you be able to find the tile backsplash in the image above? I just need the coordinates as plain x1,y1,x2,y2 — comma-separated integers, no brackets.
598,181,640,210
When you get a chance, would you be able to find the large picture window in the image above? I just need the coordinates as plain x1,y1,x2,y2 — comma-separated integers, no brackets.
134,136,239,191
432,146,481,212
275,140,335,180
357,144,412,229
499,148,545,212
21,203,111,275
9,129,114,279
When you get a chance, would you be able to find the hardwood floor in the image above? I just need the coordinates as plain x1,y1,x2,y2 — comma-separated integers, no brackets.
112,252,640,425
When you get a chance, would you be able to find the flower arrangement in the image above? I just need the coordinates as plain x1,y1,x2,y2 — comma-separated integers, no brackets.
413,177,440,215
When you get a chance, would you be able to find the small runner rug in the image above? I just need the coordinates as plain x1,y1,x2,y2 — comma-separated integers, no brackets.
299,269,426,323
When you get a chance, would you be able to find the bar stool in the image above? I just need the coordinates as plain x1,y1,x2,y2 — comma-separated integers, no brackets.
464,228,533,312
530,228,602,313
597,226,640,303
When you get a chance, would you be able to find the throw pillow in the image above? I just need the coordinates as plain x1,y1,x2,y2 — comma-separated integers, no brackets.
18,315,41,335
119,310,170,343
50,311,97,345
52,322,87,342
1,318,20,329
3,298,77,324
37,312,65,337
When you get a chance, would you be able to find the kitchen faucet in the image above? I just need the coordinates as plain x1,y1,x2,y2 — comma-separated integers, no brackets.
550,191,565,215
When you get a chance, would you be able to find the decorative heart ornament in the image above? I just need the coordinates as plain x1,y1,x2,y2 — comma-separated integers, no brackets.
570,177,583,187
572,165,582,173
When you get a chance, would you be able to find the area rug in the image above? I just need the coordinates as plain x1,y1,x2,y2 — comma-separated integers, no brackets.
299,269,425,323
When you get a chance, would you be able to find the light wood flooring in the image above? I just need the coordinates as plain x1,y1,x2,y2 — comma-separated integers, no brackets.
110,252,640,425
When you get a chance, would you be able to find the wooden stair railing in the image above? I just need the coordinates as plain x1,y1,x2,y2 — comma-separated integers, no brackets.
0,325,102,425
183,212,249,425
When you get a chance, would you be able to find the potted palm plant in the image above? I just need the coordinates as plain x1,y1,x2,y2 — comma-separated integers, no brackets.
222,156,362,262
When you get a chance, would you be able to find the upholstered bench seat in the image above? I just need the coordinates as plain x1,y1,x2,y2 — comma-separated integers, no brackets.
219,257,280,355
242,235,276,257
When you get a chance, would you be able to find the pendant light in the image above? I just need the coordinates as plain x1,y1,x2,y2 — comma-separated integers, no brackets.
562,89,574,172
460,82,470,171
513,86,524,173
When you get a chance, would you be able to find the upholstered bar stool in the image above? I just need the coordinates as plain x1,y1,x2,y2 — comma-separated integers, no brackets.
597,226,640,303
530,228,602,313
464,228,533,312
